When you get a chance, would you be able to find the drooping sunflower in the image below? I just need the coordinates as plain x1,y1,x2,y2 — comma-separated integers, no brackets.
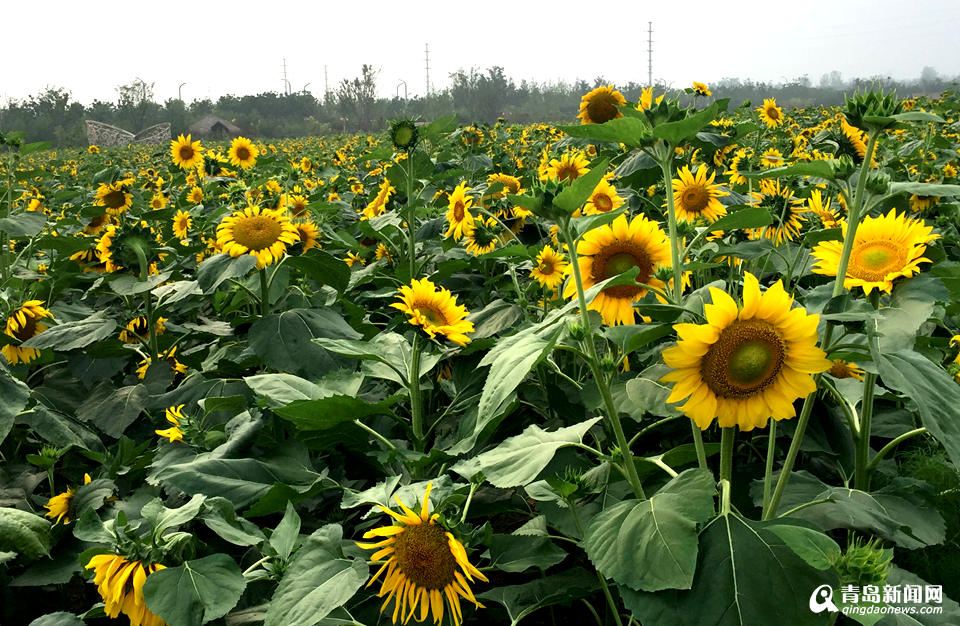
757,98,784,128
811,209,938,294
661,273,832,431
828,359,865,381
583,179,625,215
155,404,185,443
530,245,569,290
464,216,500,256
172,210,192,240
444,182,475,241
44,473,91,524
486,173,522,199
170,134,203,170
562,214,672,326
228,136,259,169
692,81,712,97
94,182,133,216
375,243,394,262
362,180,395,220
392,278,474,346
136,347,188,380
542,151,590,184
807,189,840,228
217,204,300,269
86,553,167,626
293,220,320,252
186,186,204,205
909,194,937,213
671,164,729,223
357,483,487,626
83,213,113,236
747,179,806,245
2,300,53,365
577,85,627,125
837,117,870,163
119,316,167,344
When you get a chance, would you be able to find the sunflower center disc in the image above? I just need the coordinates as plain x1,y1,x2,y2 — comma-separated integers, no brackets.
392,523,457,590
594,194,613,212
179,146,194,160
11,315,38,341
105,190,126,209
596,248,653,299
587,94,620,124
767,107,780,121
682,186,708,212
539,261,554,274
853,241,903,281
418,305,447,326
236,147,251,161
453,201,465,222
702,319,785,398
232,215,283,251
556,165,578,183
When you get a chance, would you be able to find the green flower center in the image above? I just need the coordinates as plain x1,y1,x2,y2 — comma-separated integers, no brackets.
852,240,904,281
702,319,785,398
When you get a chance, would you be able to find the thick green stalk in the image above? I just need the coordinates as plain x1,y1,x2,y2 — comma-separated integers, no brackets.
854,372,878,490
690,422,708,470
719,427,735,484
405,152,417,280
259,268,270,317
764,128,882,520
409,332,424,451
562,226,645,500
658,153,684,302
762,420,777,513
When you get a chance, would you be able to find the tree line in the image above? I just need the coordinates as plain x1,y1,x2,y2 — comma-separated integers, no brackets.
1,66,956,147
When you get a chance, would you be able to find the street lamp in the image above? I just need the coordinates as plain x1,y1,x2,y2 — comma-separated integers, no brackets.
178,82,187,101
396,80,408,99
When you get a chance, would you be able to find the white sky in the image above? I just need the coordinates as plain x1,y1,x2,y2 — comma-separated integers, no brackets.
4,0,959,106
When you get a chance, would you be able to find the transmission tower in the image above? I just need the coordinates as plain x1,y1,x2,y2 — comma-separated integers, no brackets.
282,58,291,95
324,65,330,102
425,43,431,95
647,22,653,87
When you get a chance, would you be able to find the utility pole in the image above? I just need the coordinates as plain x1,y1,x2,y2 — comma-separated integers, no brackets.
324,65,330,103
647,22,653,87
282,58,291,95
425,43,431,96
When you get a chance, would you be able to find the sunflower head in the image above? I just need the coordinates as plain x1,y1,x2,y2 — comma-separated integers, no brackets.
357,483,488,626
756,98,784,129
530,245,569,290
2,300,53,366
228,136,259,169
691,82,712,97
577,85,627,125
392,278,474,346
389,118,420,151
216,204,300,269
86,553,167,625
170,134,204,170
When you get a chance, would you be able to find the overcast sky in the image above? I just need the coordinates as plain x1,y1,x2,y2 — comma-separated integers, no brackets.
4,0,959,106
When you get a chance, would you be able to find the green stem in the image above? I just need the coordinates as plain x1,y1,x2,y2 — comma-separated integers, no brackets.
409,333,424,451
854,372,878,490
353,419,396,450
259,268,270,317
460,482,479,524
658,152,684,302
762,420,777,513
561,225,645,500
691,422,708,470
405,151,417,280
763,395,815,520
719,427,735,484
568,496,624,626
866,427,926,473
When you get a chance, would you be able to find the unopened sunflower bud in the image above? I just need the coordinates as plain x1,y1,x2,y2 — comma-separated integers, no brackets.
836,537,892,587
568,322,586,340
600,354,618,372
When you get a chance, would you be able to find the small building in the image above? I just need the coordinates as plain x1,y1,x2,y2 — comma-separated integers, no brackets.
189,116,242,139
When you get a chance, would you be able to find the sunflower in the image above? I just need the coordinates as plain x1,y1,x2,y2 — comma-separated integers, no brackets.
86,553,167,626
542,151,590,184
375,243,394,262
83,213,113,236
838,117,870,163
357,483,487,626
445,182,475,241
487,173,522,199
828,359,865,381
136,347,188,380
170,134,203,170
228,136,259,169
44,473,92,524
464,216,500,256
172,210,192,240
747,179,806,245
155,404,185,443
2,300,53,365
287,194,309,217
88,145,100,154
583,179,625,215
94,182,133,215
807,189,840,228
811,209,938,295
661,273,832,431
362,180,395,220
562,214,672,326
217,204,300,269
119,316,167,344
148,193,168,210
909,194,937,213
293,220,320,252
760,147,784,168
187,186,204,205
392,278,474,346
692,82,712,97
530,245,569,290
671,164,729,223
577,85,627,125
757,98,784,128
345,252,365,267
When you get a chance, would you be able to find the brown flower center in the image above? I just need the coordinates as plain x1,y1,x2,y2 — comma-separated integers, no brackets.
453,201,465,222
235,146,251,161
592,245,654,300
555,164,581,184
10,314,38,341
392,523,457,590
179,145,194,161
586,92,622,124
593,193,614,212
104,190,127,209
231,215,283,251
681,185,709,213
767,107,781,121
701,319,785,398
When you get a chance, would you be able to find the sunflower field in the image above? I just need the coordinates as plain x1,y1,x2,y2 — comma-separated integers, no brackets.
3,85,960,626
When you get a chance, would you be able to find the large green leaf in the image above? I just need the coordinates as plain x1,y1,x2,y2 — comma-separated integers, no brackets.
652,100,728,145
707,206,773,232
552,158,610,213
0,507,51,559
452,418,600,487
741,160,837,181
583,469,715,591
878,350,960,466
15,405,104,452
27,613,84,626
314,332,441,386
621,513,836,626
248,308,360,376
274,394,401,430
764,522,841,571
558,118,652,146
264,525,368,626
0,365,29,446
196,253,257,293
875,275,945,352
200,497,266,546
19,312,116,351
143,554,246,625
0,211,46,237
476,567,599,626
284,249,350,293
886,181,960,197
487,535,567,573
269,501,302,560
76,384,148,437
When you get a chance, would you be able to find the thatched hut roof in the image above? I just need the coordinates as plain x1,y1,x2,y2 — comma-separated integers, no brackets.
189,116,242,137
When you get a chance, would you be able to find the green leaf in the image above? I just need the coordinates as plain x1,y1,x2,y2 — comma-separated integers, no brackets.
764,521,841,570
275,394,401,430
487,535,567,573
624,365,681,419
708,206,773,232
741,160,837,180
153,280,202,307
604,324,673,358
107,271,173,296
76,384,148,438
142,494,206,537
552,158,610,212
20,312,116,350
506,193,542,212
270,501,301,560
476,567,599,626
16,405,104,453
583,469,715,591
314,332,441,386
878,350,960,467
0,212,47,237
891,111,945,123
285,249,350,293
71,479,115,518
0,507,51,559
20,141,52,154
570,207,628,239
875,275,945,352
196,253,257,293
28,613,85,626
886,182,960,197
621,513,836,626
264,525,368,626
652,100,728,146
468,299,524,339
452,418,601,487
0,365,29,446
244,373,331,406
421,114,458,139
143,554,246,625
249,309,361,377
558,117,652,146
200,497,266,546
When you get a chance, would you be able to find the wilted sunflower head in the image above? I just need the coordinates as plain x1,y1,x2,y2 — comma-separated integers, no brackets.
389,118,420,151
577,85,627,125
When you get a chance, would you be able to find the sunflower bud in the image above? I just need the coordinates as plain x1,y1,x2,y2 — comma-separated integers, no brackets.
844,87,903,132
389,119,419,152
568,322,586,341
864,170,891,195
830,156,857,179
600,354,618,372
835,537,892,587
